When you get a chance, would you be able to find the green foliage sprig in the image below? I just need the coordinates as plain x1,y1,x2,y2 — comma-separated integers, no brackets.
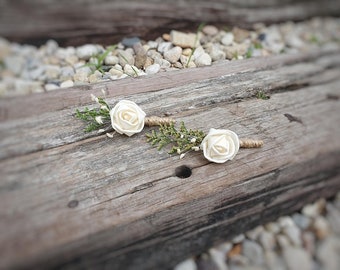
75,96,111,132
146,121,205,155
83,45,117,73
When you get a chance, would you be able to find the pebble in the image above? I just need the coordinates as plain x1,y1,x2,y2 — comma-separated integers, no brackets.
109,67,124,77
121,37,141,47
316,237,340,270
264,251,286,270
326,203,340,234
60,79,74,88
76,44,100,60
1,18,339,99
145,63,161,75
209,248,228,270
174,258,197,270
242,240,264,266
302,198,326,218
221,33,234,46
282,247,312,270
283,224,302,246
123,64,139,76
245,225,264,241
44,83,59,91
313,216,330,240
232,234,245,244
203,25,219,36
15,79,43,94
164,46,182,63
170,30,199,48
258,230,276,250
292,213,311,230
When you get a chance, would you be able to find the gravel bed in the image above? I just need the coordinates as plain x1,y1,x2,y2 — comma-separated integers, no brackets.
0,17,339,97
174,193,340,270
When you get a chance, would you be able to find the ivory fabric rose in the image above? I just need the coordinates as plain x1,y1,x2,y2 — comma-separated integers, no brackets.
201,128,240,163
110,100,146,136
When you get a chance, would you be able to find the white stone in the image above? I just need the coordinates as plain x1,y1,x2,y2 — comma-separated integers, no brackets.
207,44,226,61
123,64,139,76
264,222,281,234
242,240,264,265
45,83,60,91
45,39,58,55
215,242,232,254
170,30,199,48
283,225,302,246
118,50,135,66
193,46,205,59
302,199,326,218
164,46,182,63
264,250,287,270
245,225,264,241
154,58,171,69
76,44,100,60
221,33,234,46
147,40,159,49
15,80,43,94
174,258,197,270
4,55,25,75
74,65,92,76
60,80,74,88
157,42,173,53
276,234,291,248
316,237,340,270
104,55,119,65
60,66,75,81
28,66,45,80
145,63,161,75
73,72,89,83
313,216,330,240
202,25,219,36
194,53,212,67
326,203,340,234
258,230,276,250
109,67,124,77
232,234,245,244
0,37,11,59
278,216,295,228
292,213,311,230
45,65,61,80
282,247,312,270
209,248,228,270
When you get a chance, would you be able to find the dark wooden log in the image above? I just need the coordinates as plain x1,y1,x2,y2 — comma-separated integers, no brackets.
0,48,340,269
0,0,340,46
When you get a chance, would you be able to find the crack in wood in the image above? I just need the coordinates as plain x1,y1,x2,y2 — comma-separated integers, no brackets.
283,113,303,124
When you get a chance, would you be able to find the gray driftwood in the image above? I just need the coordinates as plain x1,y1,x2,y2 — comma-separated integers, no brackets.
1,0,340,46
0,48,340,269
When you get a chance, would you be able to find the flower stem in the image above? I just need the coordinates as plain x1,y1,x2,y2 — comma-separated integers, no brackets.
144,116,175,126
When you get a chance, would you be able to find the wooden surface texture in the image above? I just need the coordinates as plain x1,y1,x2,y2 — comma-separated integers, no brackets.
1,49,340,269
0,0,340,46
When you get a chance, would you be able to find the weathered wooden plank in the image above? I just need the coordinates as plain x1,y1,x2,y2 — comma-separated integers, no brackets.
0,52,339,269
0,0,340,46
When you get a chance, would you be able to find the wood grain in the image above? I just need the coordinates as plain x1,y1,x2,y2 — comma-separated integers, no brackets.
0,0,340,46
0,50,340,269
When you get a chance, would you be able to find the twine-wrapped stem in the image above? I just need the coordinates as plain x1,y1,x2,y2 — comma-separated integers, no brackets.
145,116,175,126
240,139,264,148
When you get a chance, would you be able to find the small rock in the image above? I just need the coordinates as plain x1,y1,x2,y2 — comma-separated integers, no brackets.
302,199,326,218
60,66,75,81
206,44,226,61
170,30,199,48
326,202,340,234
313,216,330,240
228,254,249,266
45,65,61,80
73,72,89,83
76,44,100,60
209,248,228,270
221,33,234,46
182,48,193,56
258,230,276,250
65,55,79,66
232,234,245,244
173,61,183,69
104,55,119,65
4,55,25,75
109,67,124,77
203,25,219,36
264,222,281,234
154,58,171,69
162,33,171,41
224,43,248,60
118,49,135,66
232,27,250,43
292,213,311,230
174,258,197,270
147,40,159,49
301,231,316,255
0,37,11,59
276,234,291,249
245,225,264,241
74,65,92,76
242,240,264,266
60,80,74,88
145,63,160,75
164,46,182,63
123,64,139,76
195,53,212,67
28,66,45,80
215,242,233,255
133,43,147,69
278,216,295,228
284,226,302,247
121,37,141,47
15,79,43,94
197,253,220,270
316,237,340,270
264,250,286,270
143,56,154,69
282,247,312,270
44,83,59,91
45,39,58,55
228,244,242,257
88,70,102,83
158,41,173,53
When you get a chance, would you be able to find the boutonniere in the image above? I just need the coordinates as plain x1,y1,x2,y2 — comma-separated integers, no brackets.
75,94,263,163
